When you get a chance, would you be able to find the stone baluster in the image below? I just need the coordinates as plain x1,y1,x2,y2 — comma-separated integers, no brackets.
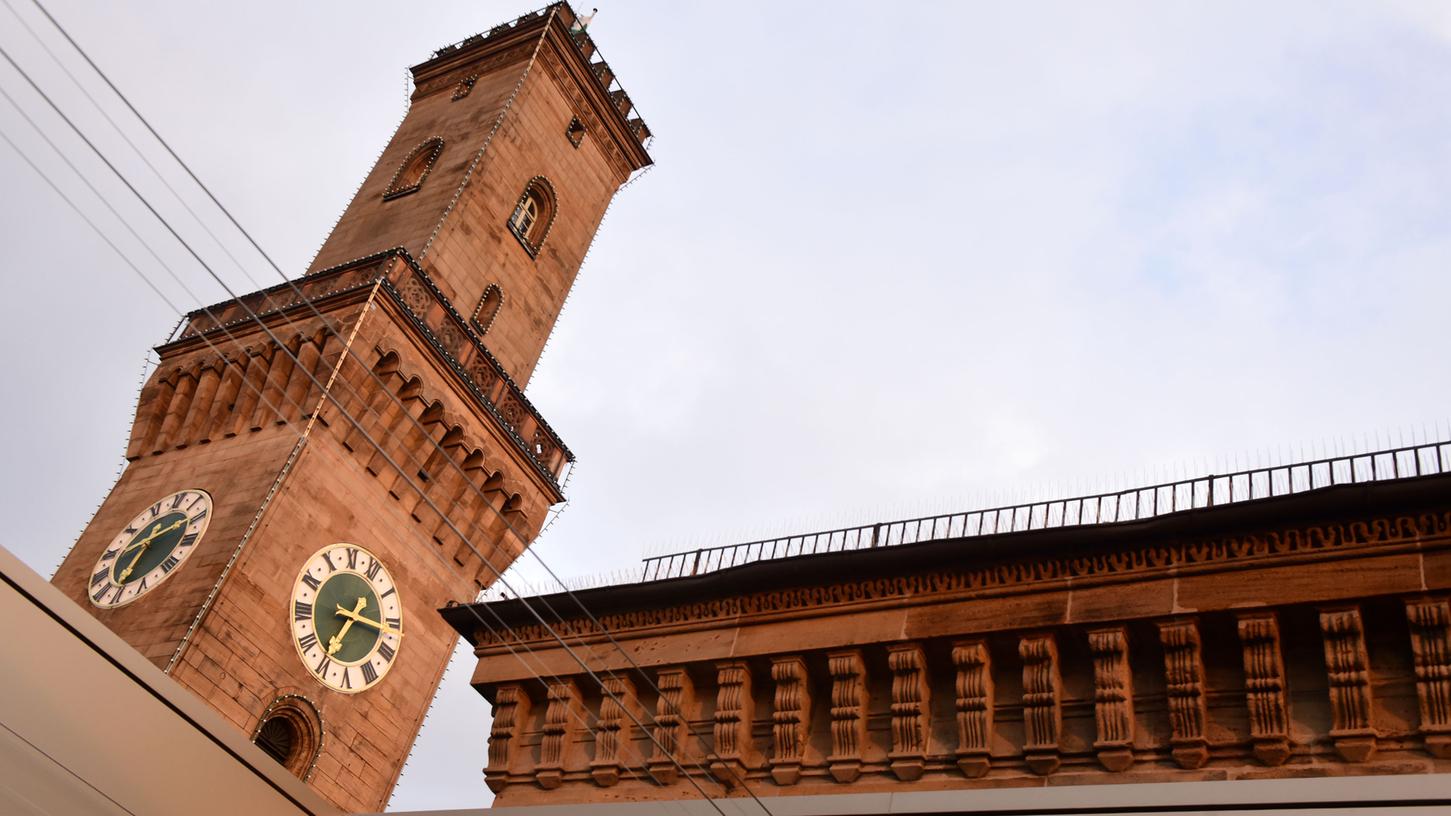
951,639,993,778
826,649,867,783
1319,606,1376,762
1020,634,1061,775
1156,618,1210,769
647,668,695,785
1237,612,1291,766
1088,626,1135,771
591,674,639,787
1404,597,1451,758
710,661,754,787
769,656,811,785
887,643,931,781
485,684,532,794
537,679,581,789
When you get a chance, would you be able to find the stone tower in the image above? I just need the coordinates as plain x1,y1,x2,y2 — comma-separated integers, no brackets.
49,4,650,812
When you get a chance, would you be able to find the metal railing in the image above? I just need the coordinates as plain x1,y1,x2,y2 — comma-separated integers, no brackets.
638,440,1450,583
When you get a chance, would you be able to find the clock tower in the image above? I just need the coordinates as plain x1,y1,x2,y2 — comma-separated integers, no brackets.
49,5,650,812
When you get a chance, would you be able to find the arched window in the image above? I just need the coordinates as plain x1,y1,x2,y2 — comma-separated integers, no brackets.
383,137,445,200
251,695,324,780
471,284,505,335
507,177,556,257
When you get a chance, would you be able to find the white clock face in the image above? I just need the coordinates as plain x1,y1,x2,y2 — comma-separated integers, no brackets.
89,489,213,608
290,543,403,694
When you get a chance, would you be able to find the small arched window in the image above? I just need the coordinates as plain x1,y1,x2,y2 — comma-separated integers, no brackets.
507,177,556,257
471,284,505,335
383,137,445,200
251,695,324,780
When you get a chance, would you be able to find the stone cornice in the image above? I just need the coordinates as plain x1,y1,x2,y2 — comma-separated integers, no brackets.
445,476,1451,647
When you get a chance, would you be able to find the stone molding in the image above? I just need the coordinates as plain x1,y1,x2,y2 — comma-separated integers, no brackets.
470,512,1451,647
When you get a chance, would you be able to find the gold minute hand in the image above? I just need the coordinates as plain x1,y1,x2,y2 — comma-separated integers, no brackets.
333,604,404,637
327,597,368,655
116,519,186,582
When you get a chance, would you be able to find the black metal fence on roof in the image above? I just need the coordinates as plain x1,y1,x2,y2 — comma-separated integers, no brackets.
477,439,1450,601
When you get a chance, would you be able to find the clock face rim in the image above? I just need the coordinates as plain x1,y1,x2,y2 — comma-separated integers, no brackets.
289,542,404,695
88,488,214,609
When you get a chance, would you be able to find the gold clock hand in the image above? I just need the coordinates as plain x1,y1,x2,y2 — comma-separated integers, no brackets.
115,519,186,582
326,597,368,656
333,604,405,637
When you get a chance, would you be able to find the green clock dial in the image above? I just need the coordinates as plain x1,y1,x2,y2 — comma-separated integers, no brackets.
291,543,403,694
89,489,213,608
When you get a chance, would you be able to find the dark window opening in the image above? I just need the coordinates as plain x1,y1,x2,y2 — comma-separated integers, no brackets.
566,117,586,148
256,715,296,766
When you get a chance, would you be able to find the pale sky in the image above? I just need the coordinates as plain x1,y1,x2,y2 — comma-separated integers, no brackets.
2,1,1450,811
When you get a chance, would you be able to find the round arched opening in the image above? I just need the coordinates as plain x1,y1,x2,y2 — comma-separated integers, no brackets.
251,695,324,780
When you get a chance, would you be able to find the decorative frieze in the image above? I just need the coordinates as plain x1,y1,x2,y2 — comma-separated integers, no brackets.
485,684,531,793
1020,634,1062,775
769,656,811,785
1156,618,1210,769
1405,597,1451,758
951,639,993,778
537,679,582,789
591,674,638,787
887,643,931,781
710,661,753,787
1319,606,1377,762
647,668,695,785
1087,627,1135,772
826,649,867,783
1237,612,1291,766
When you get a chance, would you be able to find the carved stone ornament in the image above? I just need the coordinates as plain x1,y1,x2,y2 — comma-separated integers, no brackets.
1020,634,1062,775
1404,596,1451,758
887,643,931,781
590,674,637,787
951,639,993,778
710,661,754,787
1088,626,1136,772
826,650,867,783
485,684,532,793
769,656,811,786
1237,612,1292,766
647,668,695,785
1156,618,1210,769
1320,606,1377,762
537,679,582,789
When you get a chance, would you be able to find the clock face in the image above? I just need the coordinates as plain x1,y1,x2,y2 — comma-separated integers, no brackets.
291,543,403,694
89,489,213,608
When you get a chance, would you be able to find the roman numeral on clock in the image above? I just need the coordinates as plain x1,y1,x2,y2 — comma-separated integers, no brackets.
92,585,109,602
301,572,320,590
160,554,181,573
294,601,313,621
340,668,353,690
178,532,198,549
103,547,120,560
189,509,208,525
298,632,318,651
91,568,109,587
365,560,382,581
378,641,395,662
346,547,359,569
361,661,379,684
149,502,161,518
314,655,331,676
385,616,401,630
171,492,186,509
